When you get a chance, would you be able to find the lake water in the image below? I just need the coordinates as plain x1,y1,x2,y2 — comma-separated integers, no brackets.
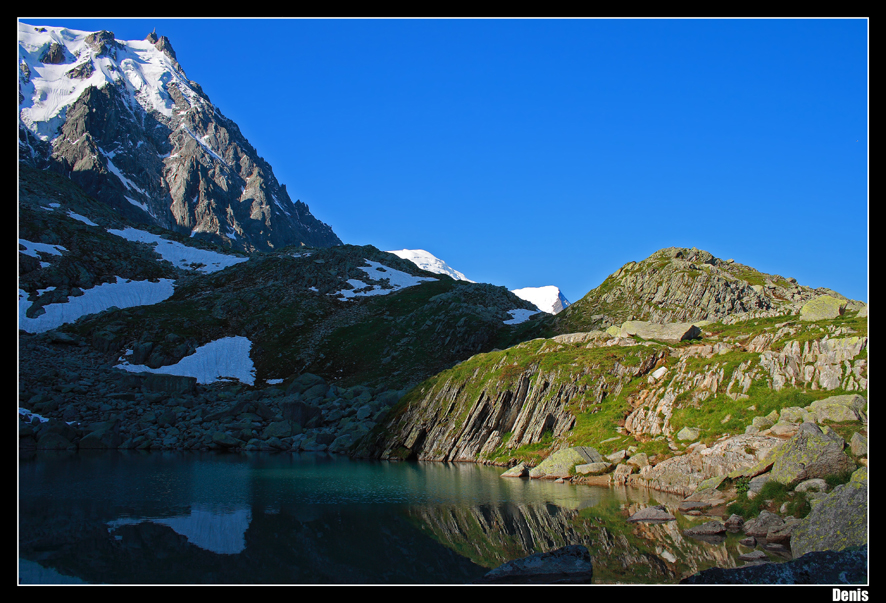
18,450,775,584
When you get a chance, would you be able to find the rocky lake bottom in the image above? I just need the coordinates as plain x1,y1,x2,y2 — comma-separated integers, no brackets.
18,450,797,585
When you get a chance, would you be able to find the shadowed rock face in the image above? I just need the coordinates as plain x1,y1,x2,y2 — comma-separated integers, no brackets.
681,546,867,584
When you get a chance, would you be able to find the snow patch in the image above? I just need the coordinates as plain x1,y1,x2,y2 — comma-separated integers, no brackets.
331,260,437,300
504,308,541,325
18,277,175,333
108,227,248,273
115,336,256,385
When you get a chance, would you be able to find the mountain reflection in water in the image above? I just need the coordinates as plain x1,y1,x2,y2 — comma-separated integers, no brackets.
18,450,754,584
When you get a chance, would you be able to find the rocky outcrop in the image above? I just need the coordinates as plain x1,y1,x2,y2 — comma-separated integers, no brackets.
552,247,854,333
358,341,666,462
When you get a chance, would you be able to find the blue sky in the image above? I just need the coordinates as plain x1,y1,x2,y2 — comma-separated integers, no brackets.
21,18,868,304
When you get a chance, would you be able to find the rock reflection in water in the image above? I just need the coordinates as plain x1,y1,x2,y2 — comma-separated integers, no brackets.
19,451,757,584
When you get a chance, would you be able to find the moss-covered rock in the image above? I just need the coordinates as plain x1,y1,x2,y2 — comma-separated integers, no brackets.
800,295,846,321
790,467,867,557
768,423,856,486
528,446,603,479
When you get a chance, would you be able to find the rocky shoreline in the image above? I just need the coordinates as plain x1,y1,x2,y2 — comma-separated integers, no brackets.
18,331,400,456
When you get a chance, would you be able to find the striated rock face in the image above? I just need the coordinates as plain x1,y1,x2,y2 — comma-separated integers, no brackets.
356,340,667,462
553,246,857,333
18,22,341,253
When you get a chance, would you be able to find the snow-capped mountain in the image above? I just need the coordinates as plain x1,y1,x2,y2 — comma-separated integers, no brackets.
387,249,474,282
510,286,570,315
18,22,341,253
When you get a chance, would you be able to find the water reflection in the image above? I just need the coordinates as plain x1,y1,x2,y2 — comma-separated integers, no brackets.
19,451,758,584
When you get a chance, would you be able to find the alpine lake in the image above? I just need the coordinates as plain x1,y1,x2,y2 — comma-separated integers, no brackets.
18,450,781,585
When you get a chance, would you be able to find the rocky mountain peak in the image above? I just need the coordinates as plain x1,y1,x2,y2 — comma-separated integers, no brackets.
18,22,342,254
552,246,856,334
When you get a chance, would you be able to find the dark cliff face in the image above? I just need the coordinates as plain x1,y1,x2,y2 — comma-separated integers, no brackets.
19,25,342,253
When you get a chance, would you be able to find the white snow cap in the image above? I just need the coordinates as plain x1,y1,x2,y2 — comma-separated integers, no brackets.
510,286,571,315
387,249,474,282
18,22,205,141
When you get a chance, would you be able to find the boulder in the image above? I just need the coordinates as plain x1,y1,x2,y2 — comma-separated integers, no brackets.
529,446,604,479
676,427,699,441
626,505,676,523
574,462,612,476
286,373,326,395
78,420,121,449
500,463,529,478
618,321,701,343
790,467,867,557
808,394,866,424
799,295,846,321
684,520,726,536
768,423,856,486
743,510,784,538
211,431,242,448
724,514,745,532
681,546,867,584
263,421,292,439
850,432,867,457
474,545,593,584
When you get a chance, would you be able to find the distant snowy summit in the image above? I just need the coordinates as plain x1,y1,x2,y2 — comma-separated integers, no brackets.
388,249,569,316
511,286,570,315
387,249,474,282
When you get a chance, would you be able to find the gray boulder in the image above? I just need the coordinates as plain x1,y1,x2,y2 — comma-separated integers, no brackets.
474,545,593,584
681,546,867,584
808,394,866,424
529,446,604,479
743,510,784,538
500,463,529,478
626,505,676,523
768,423,856,486
618,320,701,343
684,520,726,536
799,295,846,321
791,467,867,557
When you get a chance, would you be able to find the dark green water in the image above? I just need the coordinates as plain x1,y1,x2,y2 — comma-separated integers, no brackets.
18,450,766,584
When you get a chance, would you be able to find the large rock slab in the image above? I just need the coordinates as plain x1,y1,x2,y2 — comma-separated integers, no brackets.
768,423,856,486
681,546,867,584
790,467,867,557
618,320,701,344
808,394,866,423
799,295,846,321
474,545,593,584
529,446,604,479
636,434,781,497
